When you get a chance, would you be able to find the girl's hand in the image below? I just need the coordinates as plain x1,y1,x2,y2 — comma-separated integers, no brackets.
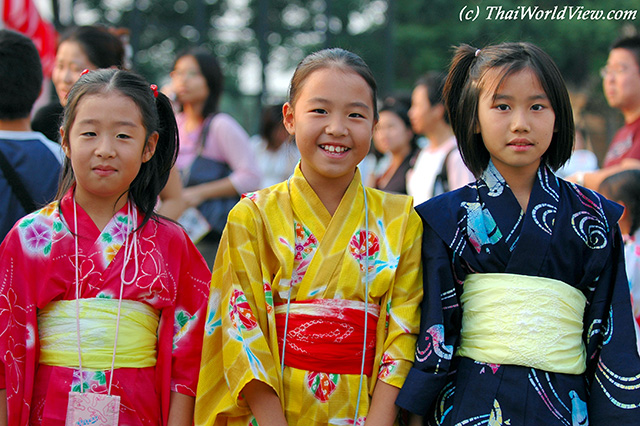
167,392,194,426
242,380,288,426
0,389,8,426
183,186,205,208
363,381,400,426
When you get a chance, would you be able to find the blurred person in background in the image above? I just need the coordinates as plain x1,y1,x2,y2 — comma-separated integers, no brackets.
251,104,299,188
0,29,64,242
570,35,640,189
406,71,473,206
171,47,260,265
371,99,419,194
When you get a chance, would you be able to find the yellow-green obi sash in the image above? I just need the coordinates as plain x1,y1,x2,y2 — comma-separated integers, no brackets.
457,273,586,375
38,298,159,369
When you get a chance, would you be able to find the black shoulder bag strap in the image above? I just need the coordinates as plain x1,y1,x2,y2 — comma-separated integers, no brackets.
0,148,37,213
433,146,456,196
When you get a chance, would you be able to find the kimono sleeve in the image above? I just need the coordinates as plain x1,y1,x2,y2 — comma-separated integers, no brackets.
0,224,41,425
396,220,461,415
168,228,211,396
584,226,640,423
195,200,281,423
376,208,423,389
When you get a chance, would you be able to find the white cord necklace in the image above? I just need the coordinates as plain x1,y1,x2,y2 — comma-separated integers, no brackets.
72,195,139,394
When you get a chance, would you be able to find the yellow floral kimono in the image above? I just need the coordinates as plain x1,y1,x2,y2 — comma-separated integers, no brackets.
195,166,423,426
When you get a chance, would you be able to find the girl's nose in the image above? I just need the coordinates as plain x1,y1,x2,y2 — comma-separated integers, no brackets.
95,137,116,158
325,116,348,137
511,109,531,133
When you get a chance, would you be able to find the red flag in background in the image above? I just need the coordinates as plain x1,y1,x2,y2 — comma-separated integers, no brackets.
2,0,58,77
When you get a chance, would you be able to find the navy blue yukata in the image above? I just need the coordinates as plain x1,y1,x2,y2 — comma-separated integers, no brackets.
397,161,640,425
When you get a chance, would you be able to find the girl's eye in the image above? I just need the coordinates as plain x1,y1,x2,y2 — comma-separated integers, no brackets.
312,108,327,114
496,104,510,111
531,104,545,111
349,112,365,118
81,131,96,137
117,133,131,139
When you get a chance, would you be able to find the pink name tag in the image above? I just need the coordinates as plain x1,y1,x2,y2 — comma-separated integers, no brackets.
65,392,120,426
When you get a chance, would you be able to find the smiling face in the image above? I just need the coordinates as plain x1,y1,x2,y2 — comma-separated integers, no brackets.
62,92,157,211
283,67,376,191
477,67,556,182
52,40,97,106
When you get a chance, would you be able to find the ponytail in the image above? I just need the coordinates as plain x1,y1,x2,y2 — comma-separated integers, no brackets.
129,90,178,228
443,44,487,177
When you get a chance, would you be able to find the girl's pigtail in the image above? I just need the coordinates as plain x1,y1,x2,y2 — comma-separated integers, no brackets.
153,91,179,183
443,44,478,141
443,44,487,177
130,90,179,229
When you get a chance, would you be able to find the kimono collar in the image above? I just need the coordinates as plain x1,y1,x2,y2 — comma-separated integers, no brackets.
59,187,143,239
420,161,561,275
288,165,364,232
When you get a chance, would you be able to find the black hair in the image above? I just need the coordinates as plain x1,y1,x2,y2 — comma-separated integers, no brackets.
415,71,448,124
443,42,574,177
0,29,43,120
599,169,640,236
288,47,378,121
415,72,446,106
58,69,178,228
59,25,125,69
259,104,285,148
378,99,419,151
611,35,640,70
173,47,224,117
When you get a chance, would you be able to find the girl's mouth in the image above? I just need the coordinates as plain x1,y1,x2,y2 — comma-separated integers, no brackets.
320,144,349,154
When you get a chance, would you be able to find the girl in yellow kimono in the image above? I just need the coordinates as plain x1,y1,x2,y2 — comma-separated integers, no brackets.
195,48,423,426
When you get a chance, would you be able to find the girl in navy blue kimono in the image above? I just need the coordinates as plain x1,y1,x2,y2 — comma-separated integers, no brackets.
396,42,640,425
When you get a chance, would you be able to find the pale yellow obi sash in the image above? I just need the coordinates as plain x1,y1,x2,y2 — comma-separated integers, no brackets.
38,299,159,369
457,273,586,375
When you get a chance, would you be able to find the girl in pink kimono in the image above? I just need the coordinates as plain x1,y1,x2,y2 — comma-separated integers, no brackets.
0,69,211,426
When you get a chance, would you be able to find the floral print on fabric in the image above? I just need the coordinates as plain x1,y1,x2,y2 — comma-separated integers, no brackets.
195,166,423,426
0,191,210,426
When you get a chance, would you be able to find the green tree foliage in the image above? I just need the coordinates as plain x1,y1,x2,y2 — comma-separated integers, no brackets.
62,0,637,115
391,0,637,90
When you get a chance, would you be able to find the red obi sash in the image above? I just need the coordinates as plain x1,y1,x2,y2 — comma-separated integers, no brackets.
275,299,380,375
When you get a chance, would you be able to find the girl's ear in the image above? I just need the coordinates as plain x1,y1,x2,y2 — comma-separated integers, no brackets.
282,102,295,136
142,132,159,163
60,127,71,157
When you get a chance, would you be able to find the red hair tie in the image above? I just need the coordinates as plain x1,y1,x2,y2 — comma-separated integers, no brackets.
80,69,90,76
150,84,159,98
